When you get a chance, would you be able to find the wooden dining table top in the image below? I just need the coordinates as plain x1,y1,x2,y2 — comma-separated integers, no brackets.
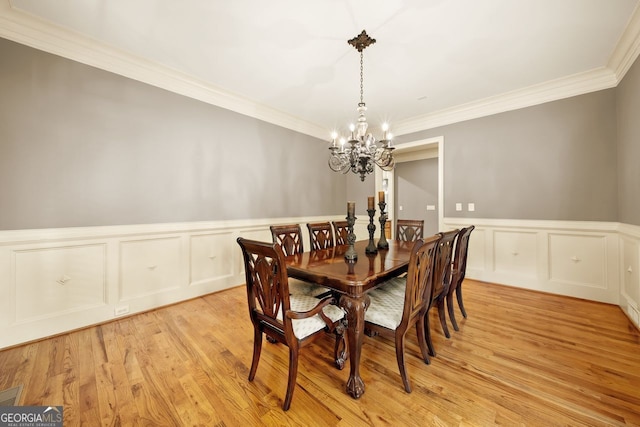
284,240,415,295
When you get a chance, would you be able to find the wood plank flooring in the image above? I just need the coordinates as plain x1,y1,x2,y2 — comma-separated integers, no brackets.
1,279,639,426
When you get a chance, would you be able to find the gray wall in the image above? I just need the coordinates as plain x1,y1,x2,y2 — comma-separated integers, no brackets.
2,37,637,229
395,158,439,236
345,172,375,218
0,38,346,230
396,89,619,221
617,55,640,226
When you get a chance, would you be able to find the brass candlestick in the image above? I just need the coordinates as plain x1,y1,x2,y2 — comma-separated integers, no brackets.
365,208,377,254
377,201,389,249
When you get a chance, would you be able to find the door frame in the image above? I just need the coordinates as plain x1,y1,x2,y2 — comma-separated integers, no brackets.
375,136,444,237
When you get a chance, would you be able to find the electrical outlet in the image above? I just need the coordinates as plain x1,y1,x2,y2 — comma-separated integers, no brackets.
455,203,462,211
426,205,435,211
468,203,475,212
114,305,129,316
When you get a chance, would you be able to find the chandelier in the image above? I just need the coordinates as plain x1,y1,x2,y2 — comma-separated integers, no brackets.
328,30,395,182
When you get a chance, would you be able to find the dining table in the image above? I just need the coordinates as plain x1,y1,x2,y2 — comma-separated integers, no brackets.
284,239,415,399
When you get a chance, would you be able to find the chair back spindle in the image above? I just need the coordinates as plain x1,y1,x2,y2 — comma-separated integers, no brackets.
270,224,304,256
396,219,424,242
332,221,349,246
307,222,335,250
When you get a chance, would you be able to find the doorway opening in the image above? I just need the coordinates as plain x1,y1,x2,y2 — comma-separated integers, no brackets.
375,136,444,238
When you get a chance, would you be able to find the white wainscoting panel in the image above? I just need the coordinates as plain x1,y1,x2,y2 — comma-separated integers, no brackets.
443,218,620,305
466,227,485,272
190,231,235,287
1,216,635,349
119,236,184,300
13,243,107,322
548,233,607,288
619,224,640,327
493,230,538,278
0,215,343,349
621,236,640,302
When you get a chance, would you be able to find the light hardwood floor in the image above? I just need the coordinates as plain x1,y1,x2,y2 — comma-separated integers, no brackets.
1,279,639,426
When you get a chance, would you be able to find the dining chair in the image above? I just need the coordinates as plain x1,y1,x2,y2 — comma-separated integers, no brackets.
447,225,475,331
236,237,347,411
307,221,335,250
396,219,424,242
332,220,349,246
270,224,304,256
425,229,459,356
364,235,441,392
270,224,328,297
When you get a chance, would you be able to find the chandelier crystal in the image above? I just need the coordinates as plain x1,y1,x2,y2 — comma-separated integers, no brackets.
328,30,395,182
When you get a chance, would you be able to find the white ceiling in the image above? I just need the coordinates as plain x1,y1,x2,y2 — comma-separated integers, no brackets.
2,0,640,140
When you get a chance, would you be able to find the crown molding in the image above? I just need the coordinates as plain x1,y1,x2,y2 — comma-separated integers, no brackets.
608,1,640,81
392,2,640,137
0,1,328,140
392,67,618,136
1,0,639,140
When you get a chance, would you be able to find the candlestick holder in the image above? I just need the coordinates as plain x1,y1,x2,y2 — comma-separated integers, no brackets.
345,211,358,261
377,201,389,249
365,208,377,254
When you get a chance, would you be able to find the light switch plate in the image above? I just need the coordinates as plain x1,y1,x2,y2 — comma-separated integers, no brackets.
427,205,435,211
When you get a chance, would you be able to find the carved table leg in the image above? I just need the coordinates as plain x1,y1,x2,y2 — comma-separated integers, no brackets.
339,293,370,399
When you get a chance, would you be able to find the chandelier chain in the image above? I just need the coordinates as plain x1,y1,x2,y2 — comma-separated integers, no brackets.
360,51,364,105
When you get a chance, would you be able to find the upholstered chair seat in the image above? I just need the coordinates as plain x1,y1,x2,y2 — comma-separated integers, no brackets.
286,294,345,338
365,282,406,330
